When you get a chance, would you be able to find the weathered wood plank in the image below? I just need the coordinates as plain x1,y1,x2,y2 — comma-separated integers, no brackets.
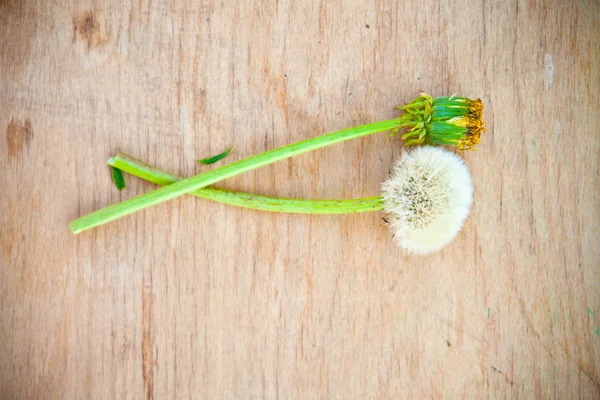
1,0,599,398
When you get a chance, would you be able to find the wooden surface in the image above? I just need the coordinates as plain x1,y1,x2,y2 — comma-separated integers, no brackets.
1,0,599,398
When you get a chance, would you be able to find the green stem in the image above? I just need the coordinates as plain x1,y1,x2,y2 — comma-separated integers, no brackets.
70,119,399,234
108,153,383,214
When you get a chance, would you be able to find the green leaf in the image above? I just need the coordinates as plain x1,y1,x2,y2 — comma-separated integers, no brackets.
111,166,126,191
197,145,234,165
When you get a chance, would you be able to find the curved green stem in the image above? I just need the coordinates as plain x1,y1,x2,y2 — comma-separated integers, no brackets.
70,119,399,233
108,154,383,214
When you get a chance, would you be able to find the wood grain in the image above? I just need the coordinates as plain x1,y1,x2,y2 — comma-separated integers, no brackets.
1,0,599,398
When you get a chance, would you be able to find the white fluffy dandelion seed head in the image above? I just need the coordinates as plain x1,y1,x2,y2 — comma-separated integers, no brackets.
381,146,473,254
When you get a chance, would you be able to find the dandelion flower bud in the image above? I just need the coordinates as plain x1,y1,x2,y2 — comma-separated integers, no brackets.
396,92,485,150
381,146,473,254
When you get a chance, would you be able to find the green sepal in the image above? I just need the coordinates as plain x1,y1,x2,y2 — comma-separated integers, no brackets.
425,121,467,135
431,108,470,119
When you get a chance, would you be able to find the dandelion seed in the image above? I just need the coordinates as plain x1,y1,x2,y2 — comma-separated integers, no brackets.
381,146,473,254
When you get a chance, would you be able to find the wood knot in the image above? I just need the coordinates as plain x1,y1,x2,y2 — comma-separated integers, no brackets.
5,118,33,158
72,11,110,49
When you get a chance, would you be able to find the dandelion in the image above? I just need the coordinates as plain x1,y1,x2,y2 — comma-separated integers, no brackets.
395,92,485,150
70,93,484,234
381,146,473,254
107,146,473,254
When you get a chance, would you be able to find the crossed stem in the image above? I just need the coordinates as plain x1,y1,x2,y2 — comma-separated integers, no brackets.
108,153,384,214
